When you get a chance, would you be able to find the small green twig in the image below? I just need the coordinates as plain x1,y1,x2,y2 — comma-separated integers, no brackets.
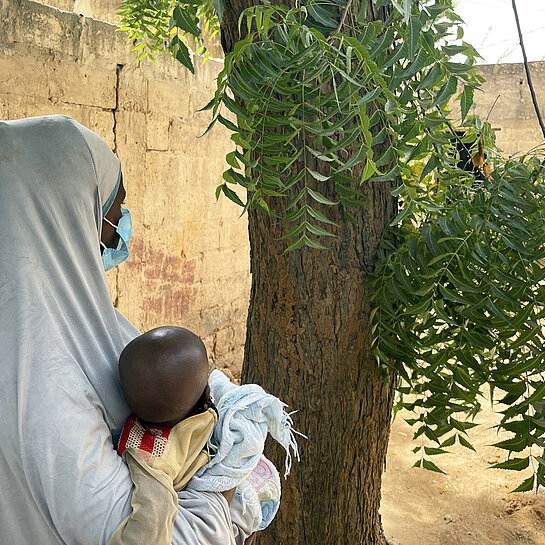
336,0,354,33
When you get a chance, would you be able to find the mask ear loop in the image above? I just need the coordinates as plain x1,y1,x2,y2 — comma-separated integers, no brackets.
103,217,118,229
101,216,119,251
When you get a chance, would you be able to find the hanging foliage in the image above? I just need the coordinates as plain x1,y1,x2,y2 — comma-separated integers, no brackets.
117,0,220,70
372,155,545,488
203,1,482,250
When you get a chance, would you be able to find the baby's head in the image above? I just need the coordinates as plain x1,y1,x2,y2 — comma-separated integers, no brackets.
119,326,209,427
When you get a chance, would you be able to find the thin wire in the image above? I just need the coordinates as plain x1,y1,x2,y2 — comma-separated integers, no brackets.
511,0,545,182
478,24,545,50
511,0,545,140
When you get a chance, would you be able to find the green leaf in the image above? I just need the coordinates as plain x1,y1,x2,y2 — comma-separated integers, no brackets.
511,475,535,493
372,166,400,182
336,147,368,174
254,197,270,214
173,40,194,73
391,0,413,20
306,147,335,162
422,458,446,474
460,85,474,122
493,436,529,453
134,50,149,63
407,136,429,161
399,49,429,79
407,15,423,61
445,61,473,74
286,188,306,210
213,0,224,24
307,205,339,226
420,154,439,181
418,63,443,90
308,2,339,29
199,116,218,138
431,76,458,109
217,114,240,133
305,222,337,237
283,234,308,253
198,97,216,112
307,188,338,206
356,1,367,23
356,88,382,105
307,169,330,182
226,151,240,169
491,457,530,471
220,183,245,207
441,435,456,447
389,201,414,226
222,95,248,120
424,446,449,456
223,168,247,187
360,159,378,183
382,42,408,70
385,99,397,115
172,6,201,37
284,234,328,253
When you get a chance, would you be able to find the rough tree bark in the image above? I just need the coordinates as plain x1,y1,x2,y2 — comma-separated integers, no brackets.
220,2,398,544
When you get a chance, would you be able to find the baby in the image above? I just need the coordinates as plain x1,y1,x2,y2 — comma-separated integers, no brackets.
110,326,233,545
110,326,295,545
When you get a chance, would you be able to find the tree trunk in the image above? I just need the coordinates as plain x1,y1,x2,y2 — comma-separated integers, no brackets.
242,180,397,545
220,2,398,544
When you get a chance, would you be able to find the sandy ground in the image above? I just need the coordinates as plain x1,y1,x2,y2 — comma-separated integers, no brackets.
381,401,545,545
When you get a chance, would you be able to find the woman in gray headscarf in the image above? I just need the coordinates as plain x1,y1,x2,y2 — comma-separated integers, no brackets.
0,115,252,544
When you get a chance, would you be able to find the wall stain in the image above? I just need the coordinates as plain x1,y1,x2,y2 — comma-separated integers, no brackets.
127,237,197,325
142,287,197,325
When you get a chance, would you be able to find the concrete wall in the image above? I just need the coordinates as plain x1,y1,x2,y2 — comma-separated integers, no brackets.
474,62,545,156
0,0,250,376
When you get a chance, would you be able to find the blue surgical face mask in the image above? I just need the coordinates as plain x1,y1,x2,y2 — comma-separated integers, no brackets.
101,207,132,271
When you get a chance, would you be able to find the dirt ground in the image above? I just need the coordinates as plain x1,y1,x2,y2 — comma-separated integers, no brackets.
381,401,545,545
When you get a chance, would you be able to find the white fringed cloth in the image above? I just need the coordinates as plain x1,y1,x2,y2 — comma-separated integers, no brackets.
187,370,301,492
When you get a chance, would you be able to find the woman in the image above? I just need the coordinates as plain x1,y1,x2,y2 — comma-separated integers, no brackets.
0,115,253,544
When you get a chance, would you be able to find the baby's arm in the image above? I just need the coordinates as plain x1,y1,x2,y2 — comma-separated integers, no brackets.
220,487,258,545
111,411,239,545
108,450,177,545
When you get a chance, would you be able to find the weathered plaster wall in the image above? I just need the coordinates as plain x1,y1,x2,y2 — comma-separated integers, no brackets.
0,0,250,375
34,0,118,22
474,62,545,155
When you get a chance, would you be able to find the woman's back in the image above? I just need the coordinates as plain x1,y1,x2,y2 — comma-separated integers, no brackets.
0,115,138,544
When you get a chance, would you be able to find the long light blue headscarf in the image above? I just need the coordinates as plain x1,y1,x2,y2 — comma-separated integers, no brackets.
0,116,249,545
